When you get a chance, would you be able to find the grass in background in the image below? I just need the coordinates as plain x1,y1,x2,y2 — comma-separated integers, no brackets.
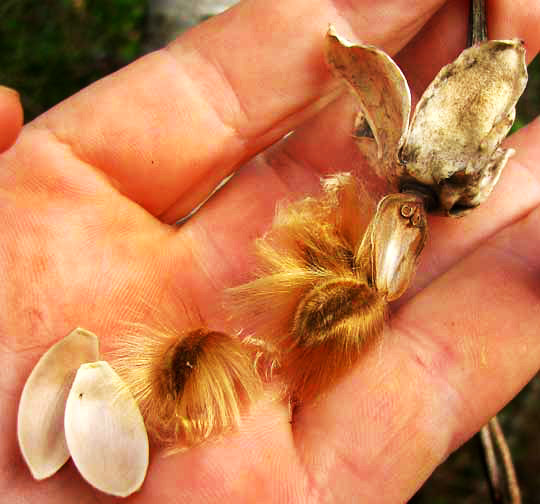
0,0,146,121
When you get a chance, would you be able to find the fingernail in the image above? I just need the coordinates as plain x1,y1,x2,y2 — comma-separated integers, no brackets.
0,85,20,99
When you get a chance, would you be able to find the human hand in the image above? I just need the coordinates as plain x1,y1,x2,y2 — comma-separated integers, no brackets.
1,1,540,502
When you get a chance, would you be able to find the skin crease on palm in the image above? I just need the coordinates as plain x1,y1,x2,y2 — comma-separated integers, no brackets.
1,0,540,502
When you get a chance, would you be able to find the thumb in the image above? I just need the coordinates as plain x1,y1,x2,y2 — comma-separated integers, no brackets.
0,86,23,153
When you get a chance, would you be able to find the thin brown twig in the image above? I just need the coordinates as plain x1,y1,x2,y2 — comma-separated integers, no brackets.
480,423,502,502
480,416,522,504
489,416,522,504
468,0,487,46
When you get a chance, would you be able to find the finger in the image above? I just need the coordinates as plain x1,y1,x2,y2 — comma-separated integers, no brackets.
19,0,445,220
290,205,540,503
396,0,540,101
134,396,301,503
491,0,540,57
0,86,23,153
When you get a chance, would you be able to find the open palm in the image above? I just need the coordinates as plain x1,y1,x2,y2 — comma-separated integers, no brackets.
1,1,540,502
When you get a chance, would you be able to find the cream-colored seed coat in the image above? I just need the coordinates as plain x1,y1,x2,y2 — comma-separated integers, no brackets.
64,361,149,497
18,329,149,497
17,328,99,480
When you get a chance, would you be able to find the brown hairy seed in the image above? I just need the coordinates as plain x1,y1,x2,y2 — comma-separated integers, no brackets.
286,276,386,401
228,173,388,402
229,173,427,403
112,327,261,449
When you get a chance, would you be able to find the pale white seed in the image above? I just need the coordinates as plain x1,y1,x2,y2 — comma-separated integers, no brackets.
64,361,149,497
17,328,99,480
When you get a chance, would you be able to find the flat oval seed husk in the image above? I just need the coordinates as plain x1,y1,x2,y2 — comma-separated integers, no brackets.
17,328,99,480
325,26,411,177
368,193,427,301
64,361,149,497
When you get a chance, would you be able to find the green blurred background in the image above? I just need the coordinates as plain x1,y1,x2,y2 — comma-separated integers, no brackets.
1,1,539,502
1,0,538,125
0,0,146,120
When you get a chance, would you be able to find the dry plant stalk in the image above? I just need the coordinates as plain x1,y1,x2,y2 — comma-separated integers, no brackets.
229,173,426,402
481,417,522,504
113,327,261,449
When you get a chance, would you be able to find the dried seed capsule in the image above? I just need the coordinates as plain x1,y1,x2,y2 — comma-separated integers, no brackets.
325,25,410,171
325,27,528,216
401,39,527,214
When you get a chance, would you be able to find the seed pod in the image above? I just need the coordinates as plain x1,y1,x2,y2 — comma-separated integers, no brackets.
64,361,149,497
326,27,528,216
17,328,99,480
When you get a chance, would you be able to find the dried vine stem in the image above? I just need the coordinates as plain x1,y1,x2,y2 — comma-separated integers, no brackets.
481,422,503,502
480,417,522,504
468,0,487,46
